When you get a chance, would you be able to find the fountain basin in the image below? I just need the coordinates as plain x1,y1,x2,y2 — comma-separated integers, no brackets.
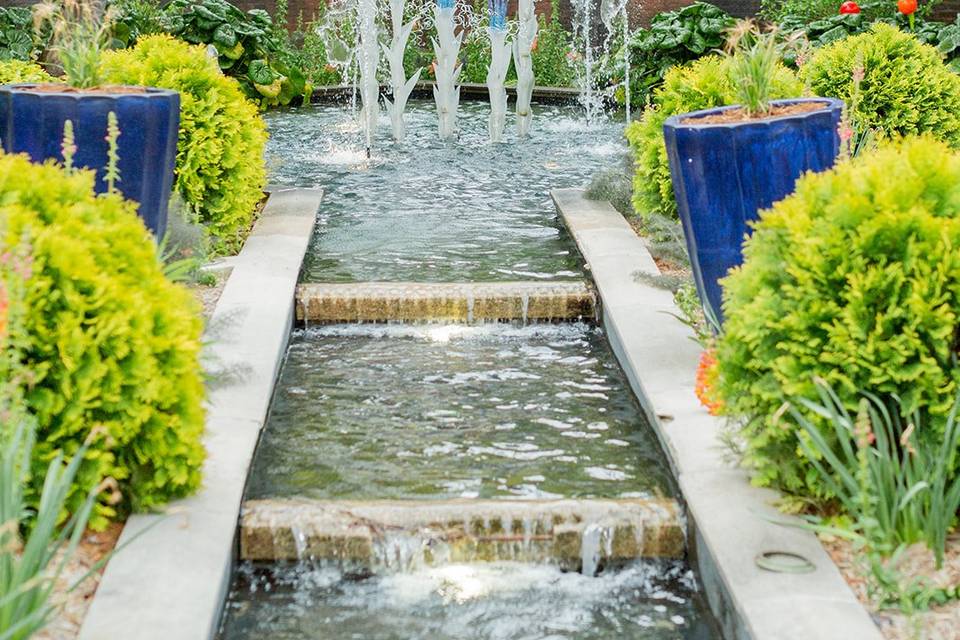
296,281,596,323
240,497,684,567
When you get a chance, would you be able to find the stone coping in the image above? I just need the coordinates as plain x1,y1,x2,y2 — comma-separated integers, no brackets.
240,497,684,565
296,280,595,323
77,188,322,640
309,82,584,105
552,189,882,640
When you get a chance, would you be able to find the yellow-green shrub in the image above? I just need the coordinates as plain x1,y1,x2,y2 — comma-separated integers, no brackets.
2,153,206,528
0,60,53,84
803,24,960,146
101,35,267,254
627,55,803,220
716,136,960,499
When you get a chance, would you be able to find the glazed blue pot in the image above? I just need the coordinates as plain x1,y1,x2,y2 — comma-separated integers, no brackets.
663,97,843,324
0,84,180,238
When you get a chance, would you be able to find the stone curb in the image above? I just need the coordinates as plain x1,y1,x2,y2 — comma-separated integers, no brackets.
552,189,882,640
77,188,322,640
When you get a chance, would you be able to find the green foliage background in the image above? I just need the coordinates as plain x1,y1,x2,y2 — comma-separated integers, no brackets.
102,35,268,254
626,55,803,220
803,24,960,147
1,153,206,529
716,137,960,499
0,60,52,84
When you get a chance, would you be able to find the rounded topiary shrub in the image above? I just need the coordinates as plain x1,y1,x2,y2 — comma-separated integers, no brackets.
0,60,52,84
626,55,803,220
2,153,206,528
101,35,268,254
715,136,960,498
803,23,960,146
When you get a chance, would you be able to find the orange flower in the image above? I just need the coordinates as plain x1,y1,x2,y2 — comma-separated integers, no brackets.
0,284,7,342
695,348,724,416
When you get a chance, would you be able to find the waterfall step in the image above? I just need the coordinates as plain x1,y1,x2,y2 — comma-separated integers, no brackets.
239,498,684,570
295,281,596,324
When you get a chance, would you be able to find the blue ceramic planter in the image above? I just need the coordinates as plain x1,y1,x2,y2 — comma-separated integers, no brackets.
0,85,180,238
663,97,843,323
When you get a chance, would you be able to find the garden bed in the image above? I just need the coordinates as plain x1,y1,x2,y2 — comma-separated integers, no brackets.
826,537,960,639
36,525,124,640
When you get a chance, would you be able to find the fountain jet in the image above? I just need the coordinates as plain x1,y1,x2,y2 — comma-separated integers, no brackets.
383,0,422,142
486,0,511,143
513,0,537,137
432,0,463,141
601,0,631,124
357,0,380,153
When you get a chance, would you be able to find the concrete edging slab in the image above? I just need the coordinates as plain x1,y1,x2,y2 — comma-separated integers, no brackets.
553,189,881,640
78,187,322,640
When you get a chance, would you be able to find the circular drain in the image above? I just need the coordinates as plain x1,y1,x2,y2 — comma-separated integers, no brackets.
755,550,816,574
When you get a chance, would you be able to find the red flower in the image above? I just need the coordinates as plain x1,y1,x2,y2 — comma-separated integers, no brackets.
898,0,917,14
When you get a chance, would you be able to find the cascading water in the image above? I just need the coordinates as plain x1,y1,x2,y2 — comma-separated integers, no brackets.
513,0,537,137
357,0,380,154
600,0,631,124
573,0,600,126
432,0,463,140
383,0,422,142
485,0,511,143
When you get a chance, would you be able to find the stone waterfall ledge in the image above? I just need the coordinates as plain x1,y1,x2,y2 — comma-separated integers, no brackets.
78,188,323,640
296,281,596,323
553,189,883,640
240,498,684,566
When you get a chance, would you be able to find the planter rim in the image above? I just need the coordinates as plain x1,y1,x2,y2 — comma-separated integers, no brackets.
0,83,178,99
664,97,844,130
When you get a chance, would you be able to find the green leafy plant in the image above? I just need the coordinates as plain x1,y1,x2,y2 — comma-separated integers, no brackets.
602,2,735,106
791,381,960,567
715,136,960,499
0,60,53,84
626,55,803,220
765,0,940,23
101,35,268,253
0,7,45,62
296,19,343,86
781,381,960,612
531,0,576,88
107,0,164,47
725,20,782,117
159,0,311,108
803,23,960,146
0,421,106,640
34,0,118,88
1,150,206,529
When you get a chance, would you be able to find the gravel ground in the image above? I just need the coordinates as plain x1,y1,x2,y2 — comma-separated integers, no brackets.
35,524,123,640
824,536,960,639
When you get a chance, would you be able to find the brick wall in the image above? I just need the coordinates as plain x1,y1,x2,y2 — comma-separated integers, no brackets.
934,0,960,20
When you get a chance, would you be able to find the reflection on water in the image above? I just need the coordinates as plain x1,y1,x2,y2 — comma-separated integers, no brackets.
219,560,718,640
245,323,673,501
263,100,623,283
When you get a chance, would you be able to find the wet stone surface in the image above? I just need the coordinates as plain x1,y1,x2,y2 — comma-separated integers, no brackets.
238,498,685,564
245,323,674,502
295,281,596,323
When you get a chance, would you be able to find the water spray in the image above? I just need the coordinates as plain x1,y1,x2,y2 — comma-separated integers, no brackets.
357,0,380,150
